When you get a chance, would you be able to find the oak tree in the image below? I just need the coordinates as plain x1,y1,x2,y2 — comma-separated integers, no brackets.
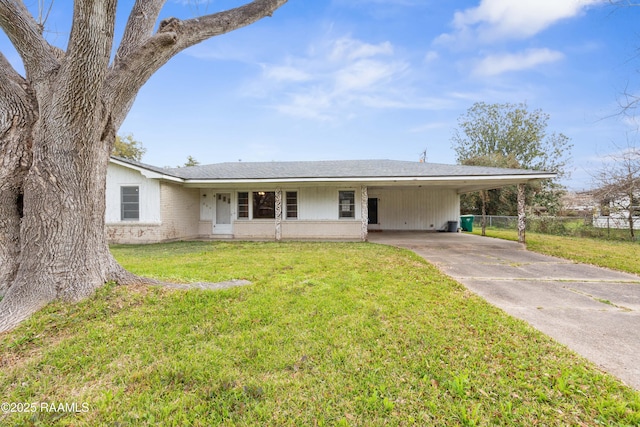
0,0,287,332
452,102,572,216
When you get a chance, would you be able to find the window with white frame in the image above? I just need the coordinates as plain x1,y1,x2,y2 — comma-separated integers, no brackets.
121,186,139,221
238,192,249,219
286,191,298,219
338,190,355,218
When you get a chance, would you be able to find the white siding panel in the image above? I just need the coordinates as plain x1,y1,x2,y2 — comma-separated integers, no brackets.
299,187,336,220
106,163,160,223
298,186,361,220
368,188,459,231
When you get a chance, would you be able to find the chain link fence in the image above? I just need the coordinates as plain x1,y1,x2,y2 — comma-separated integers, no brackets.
471,215,637,241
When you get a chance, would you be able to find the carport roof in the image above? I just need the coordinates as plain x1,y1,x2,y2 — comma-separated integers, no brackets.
110,157,555,192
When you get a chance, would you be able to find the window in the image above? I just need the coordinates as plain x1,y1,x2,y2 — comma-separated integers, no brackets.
286,191,298,219
238,192,249,219
253,191,275,219
121,186,139,221
339,190,355,218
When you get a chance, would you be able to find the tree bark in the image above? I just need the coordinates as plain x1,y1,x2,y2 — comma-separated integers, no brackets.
0,54,35,295
0,0,288,333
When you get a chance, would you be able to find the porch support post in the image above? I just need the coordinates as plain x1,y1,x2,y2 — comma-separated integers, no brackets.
361,186,368,242
517,183,526,244
275,189,282,241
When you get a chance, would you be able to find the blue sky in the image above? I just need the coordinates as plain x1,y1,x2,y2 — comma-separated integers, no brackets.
2,1,640,190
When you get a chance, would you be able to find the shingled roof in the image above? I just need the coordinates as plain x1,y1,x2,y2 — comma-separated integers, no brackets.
111,157,552,182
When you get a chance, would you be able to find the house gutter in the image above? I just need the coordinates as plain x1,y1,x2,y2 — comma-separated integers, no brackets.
181,173,556,186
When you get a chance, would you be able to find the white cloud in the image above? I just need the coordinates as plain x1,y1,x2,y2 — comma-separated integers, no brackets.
274,89,334,121
437,0,605,45
409,121,452,133
424,50,439,63
335,59,405,92
329,38,393,61
262,65,312,82
473,48,565,76
252,36,427,120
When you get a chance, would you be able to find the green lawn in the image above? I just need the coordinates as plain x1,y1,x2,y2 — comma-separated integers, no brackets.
471,228,640,275
1,241,638,426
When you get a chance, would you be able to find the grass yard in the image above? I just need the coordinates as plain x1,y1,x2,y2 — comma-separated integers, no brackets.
1,241,639,426
471,228,640,275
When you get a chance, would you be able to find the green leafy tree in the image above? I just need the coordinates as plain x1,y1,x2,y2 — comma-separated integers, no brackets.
112,133,146,162
452,102,572,216
183,155,200,167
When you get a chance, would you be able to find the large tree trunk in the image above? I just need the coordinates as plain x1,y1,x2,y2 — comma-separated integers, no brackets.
0,0,288,333
0,115,32,296
0,53,35,296
0,87,142,331
0,0,118,330
0,147,114,332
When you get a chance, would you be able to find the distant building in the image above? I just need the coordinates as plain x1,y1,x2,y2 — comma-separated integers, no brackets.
561,191,598,216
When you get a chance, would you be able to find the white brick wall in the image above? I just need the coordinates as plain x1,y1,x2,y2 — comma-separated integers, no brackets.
107,182,200,243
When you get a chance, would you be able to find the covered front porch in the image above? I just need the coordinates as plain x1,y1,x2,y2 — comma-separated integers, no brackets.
196,182,530,243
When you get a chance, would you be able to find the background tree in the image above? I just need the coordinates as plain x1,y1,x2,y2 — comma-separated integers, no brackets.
591,139,640,240
452,102,572,217
460,153,519,236
0,0,288,332
183,155,200,167
113,133,146,162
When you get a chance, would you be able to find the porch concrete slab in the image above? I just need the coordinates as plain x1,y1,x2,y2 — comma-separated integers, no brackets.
368,231,640,390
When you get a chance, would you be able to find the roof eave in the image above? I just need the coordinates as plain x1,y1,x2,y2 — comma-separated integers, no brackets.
181,173,556,186
109,157,184,183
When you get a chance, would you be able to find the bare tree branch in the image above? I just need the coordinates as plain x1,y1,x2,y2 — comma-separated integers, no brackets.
63,0,116,97
591,138,640,239
176,0,287,47
0,0,58,80
114,0,167,64
0,51,24,88
106,0,287,129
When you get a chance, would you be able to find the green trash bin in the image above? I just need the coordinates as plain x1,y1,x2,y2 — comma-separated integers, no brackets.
460,215,474,232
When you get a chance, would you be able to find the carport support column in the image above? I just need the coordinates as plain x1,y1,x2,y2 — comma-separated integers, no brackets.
517,183,526,244
275,189,282,242
361,186,368,241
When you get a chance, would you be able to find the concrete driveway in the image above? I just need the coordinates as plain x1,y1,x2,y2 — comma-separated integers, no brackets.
368,231,640,390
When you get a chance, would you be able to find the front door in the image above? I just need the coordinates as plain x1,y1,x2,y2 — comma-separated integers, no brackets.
368,198,379,225
214,193,232,234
